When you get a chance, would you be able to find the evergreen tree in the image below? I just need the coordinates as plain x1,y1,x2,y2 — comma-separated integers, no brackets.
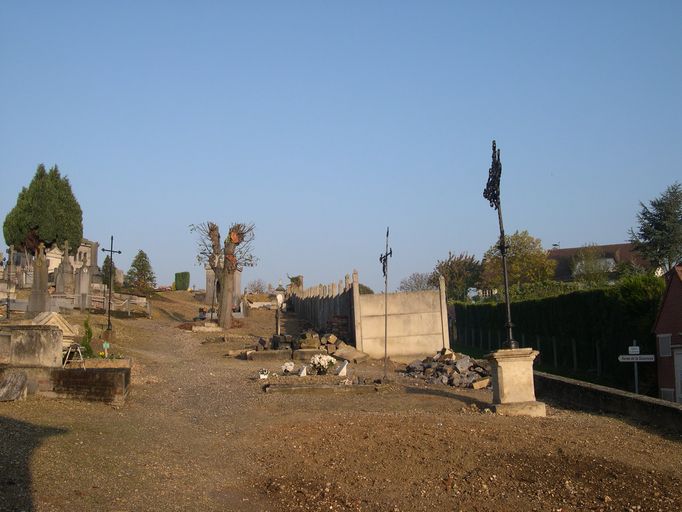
3,164,83,254
102,255,116,290
629,182,682,272
125,250,156,293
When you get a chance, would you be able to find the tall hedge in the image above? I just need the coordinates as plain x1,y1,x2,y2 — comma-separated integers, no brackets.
452,274,665,394
175,272,190,291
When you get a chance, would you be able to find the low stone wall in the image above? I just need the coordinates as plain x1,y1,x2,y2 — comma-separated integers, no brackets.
534,371,682,432
48,368,130,406
0,366,131,406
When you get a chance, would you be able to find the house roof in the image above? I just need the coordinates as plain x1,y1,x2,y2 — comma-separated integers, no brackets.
548,242,650,281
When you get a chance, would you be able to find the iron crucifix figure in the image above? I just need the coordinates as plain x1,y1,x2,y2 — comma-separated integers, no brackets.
483,141,518,349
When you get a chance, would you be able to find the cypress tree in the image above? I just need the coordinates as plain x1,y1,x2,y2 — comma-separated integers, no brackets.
3,164,83,254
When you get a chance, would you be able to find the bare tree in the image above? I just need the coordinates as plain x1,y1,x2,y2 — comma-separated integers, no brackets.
398,272,434,292
246,278,267,294
190,221,256,329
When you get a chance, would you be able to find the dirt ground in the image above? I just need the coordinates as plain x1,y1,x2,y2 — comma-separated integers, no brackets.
1,291,681,511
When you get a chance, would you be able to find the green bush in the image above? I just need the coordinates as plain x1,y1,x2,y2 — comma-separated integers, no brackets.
81,318,94,358
175,272,190,291
452,275,665,394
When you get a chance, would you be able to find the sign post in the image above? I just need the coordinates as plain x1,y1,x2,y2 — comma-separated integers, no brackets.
618,340,655,394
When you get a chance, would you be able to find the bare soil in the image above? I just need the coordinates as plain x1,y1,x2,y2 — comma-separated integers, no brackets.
1,291,681,511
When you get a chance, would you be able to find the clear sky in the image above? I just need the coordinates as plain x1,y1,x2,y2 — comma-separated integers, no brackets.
1,1,680,292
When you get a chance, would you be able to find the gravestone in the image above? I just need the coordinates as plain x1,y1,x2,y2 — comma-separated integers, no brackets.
75,253,92,310
27,243,51,316
55,241,75,294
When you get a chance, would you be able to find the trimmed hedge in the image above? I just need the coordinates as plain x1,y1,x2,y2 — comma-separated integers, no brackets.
452,275,665,394
174,272,190,291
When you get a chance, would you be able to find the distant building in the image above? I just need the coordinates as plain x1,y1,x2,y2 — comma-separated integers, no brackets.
652,264,682,403
547,243,652,282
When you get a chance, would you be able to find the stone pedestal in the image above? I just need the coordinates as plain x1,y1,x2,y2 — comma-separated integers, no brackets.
486,348,546,417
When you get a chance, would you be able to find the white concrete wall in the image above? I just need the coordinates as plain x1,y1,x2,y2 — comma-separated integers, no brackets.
357,277,449,361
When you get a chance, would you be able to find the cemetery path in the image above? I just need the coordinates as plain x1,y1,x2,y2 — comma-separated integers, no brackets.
1,292,681,512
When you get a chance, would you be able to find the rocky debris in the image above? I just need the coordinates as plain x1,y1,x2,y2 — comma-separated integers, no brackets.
403,348,491,389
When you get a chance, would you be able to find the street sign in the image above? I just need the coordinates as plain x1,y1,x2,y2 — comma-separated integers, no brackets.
102,341,110,349
618,354,655,363
628,346,640,355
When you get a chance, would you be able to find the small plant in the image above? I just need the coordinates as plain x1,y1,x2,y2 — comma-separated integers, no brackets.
310,354,336,375
281,361,295,374
81,318,94,358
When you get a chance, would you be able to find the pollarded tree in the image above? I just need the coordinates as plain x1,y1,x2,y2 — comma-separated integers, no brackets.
481,230,556,290
629,182,682,272
3,164,83,255
125,250,156,293
190,222,256,329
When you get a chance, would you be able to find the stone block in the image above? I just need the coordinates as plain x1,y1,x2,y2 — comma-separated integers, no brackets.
299,335,321,349
471,377,491,390
492,401,546,417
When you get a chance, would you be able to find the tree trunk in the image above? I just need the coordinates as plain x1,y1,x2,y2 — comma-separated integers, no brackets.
218,268,234,329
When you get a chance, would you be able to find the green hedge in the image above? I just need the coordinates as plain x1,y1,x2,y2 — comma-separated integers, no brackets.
174,272,190,291
452,275,665,395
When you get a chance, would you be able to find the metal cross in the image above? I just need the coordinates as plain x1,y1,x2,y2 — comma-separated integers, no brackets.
101,235,122,331
483,141,517,349
379,227,393,379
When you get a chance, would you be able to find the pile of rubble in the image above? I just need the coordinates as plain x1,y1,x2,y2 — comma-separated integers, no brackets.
257,330,369,363
403,349,492,389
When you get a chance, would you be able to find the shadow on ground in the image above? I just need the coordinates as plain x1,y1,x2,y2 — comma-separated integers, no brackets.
0,416,66,512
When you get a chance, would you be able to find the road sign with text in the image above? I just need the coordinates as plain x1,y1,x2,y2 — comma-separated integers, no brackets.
618,354,655,363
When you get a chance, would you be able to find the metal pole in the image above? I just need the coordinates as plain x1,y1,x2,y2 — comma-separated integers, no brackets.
484,141,517,349
379,227,392,381
497,206,516,348
633,339,639,394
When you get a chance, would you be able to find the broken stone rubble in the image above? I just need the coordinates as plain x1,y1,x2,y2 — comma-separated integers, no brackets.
403,348,492,389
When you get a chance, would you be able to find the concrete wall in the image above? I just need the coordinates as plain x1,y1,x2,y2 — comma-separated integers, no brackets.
288,275,353,334
0,325,62,367
356,275,448,360
290,271,449,361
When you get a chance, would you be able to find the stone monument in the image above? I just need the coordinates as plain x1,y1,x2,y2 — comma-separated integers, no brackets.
75,252,92,310
486,348,546,417
55,240,75,294
26,243,51,316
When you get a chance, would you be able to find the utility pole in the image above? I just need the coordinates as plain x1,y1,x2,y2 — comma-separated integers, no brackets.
101,236,122,331
379,227,393,380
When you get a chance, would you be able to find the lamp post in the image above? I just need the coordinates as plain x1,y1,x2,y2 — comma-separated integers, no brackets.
483,141,517,349
101,236,122,331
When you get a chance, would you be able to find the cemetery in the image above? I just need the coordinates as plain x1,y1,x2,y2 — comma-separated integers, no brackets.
0,156,680,512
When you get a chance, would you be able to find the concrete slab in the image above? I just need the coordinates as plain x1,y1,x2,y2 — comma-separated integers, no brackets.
292,349,326,361
247,350,292,361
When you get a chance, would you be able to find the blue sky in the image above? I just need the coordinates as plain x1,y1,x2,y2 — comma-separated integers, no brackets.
1,1,680,291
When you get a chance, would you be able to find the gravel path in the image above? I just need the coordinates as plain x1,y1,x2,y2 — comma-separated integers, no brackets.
1,293,681,511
